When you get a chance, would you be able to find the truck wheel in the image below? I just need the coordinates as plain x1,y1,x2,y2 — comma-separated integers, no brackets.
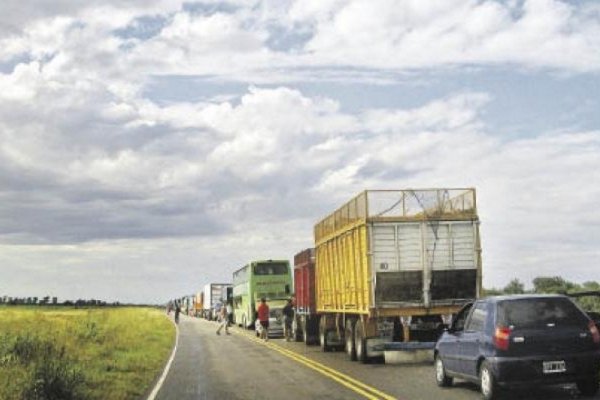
354,320,367,363
319,318,331,352
577,378,599,397
480,361,498,400
292,317,302,342
345,319,357,361
302,317,310,344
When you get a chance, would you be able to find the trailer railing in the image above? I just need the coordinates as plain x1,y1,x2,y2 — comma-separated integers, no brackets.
314,188,477,242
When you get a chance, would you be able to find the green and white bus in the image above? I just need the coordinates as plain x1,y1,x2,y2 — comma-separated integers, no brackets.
232,259,293,334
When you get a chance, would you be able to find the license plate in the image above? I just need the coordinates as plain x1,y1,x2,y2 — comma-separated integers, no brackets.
543,360,566,374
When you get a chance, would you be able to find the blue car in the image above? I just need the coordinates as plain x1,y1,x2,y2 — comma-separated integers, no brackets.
434,294,600,399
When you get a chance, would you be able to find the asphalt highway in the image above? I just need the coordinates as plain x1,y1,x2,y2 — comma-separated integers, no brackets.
154,315,600,400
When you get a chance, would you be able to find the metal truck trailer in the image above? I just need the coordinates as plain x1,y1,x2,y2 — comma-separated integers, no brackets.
292,248,319,344
314,189,481,362
203,283,232,320
193,292,204,317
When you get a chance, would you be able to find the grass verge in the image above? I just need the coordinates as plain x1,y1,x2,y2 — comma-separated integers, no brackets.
0,306,175,400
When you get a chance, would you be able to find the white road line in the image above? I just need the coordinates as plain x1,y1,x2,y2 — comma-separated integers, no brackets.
146,315,180,400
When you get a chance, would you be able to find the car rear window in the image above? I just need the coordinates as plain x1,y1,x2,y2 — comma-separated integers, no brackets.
497,297,589,329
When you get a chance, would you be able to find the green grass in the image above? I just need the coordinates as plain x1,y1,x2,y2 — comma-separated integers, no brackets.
0,306,175,400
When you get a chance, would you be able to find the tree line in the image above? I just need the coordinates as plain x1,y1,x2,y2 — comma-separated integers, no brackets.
484,276,600,312
0,296,120,307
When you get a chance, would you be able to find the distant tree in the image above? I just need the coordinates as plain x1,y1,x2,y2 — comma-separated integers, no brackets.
532,276,576,294
482,287,502,296
503,279,526,294
582,281,600,291
571,281,600,313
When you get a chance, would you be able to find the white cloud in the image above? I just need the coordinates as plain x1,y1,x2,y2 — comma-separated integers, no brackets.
295,0,600,72
3,0,598,90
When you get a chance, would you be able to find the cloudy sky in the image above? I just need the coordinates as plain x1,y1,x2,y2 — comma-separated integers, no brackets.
1,0,599,304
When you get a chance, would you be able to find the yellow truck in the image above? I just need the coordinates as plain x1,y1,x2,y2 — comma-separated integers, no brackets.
314,189,482,362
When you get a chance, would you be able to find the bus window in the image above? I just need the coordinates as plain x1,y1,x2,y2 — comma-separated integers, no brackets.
254,263,288,275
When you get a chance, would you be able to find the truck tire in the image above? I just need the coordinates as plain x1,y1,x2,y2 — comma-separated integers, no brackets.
345,319,357,361
319,317,331,352
292,316,302,342
302,317,309,344
354,319,368,363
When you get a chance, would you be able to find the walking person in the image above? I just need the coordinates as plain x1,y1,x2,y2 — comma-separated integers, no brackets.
216,302,232,335
174,301,181,324
257,297,270,341
283,298,294,341
226,301,233,325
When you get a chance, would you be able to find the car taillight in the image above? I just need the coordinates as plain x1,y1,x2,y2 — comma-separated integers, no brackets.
494,326,512,351
589,321,600,344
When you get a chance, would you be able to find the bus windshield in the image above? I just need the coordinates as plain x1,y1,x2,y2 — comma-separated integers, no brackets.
254,263,288,275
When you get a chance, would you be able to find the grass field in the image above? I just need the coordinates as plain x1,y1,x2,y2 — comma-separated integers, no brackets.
0,306,175,400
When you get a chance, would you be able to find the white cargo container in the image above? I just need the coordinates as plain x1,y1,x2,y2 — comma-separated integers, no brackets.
202,283,231,320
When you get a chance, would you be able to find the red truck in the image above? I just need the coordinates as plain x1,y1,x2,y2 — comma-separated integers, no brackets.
292,248,319,344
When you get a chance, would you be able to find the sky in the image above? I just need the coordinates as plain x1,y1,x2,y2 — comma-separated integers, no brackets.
0,0,599,304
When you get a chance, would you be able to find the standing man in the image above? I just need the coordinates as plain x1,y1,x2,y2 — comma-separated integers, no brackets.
257,298,270,341
282,298,294,341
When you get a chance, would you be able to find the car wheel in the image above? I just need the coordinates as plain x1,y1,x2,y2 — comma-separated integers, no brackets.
577,378,599,397
479,361,498,400
434,355,453,387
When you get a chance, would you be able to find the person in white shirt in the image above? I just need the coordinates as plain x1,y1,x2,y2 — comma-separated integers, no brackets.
216,302,232,335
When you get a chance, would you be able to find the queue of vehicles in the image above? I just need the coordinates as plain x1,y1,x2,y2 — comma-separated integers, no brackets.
172,188,600,399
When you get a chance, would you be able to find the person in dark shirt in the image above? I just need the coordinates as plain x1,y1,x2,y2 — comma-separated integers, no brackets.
174,301,181,324
282,298,294,341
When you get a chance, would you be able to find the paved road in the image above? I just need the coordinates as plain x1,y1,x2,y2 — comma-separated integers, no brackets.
156,316,364,400
156,315,600,400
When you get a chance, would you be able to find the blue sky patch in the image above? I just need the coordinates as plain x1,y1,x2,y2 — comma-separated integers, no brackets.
113,15,167,40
